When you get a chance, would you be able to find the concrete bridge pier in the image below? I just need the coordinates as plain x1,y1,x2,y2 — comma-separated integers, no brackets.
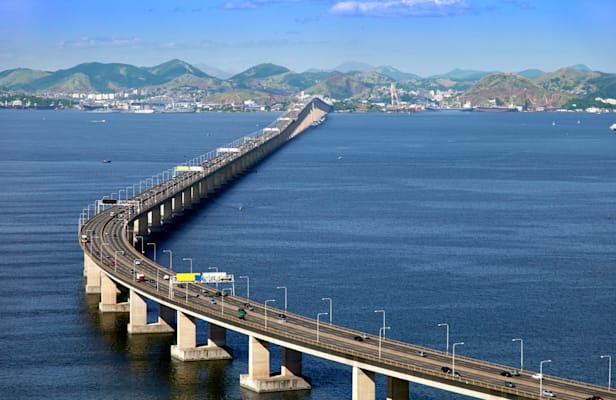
240,337,311,393
132,215,148,241
352,366,375,400
170,312,232,361
99,273,129,312
172,193,184,217
127,289,174,334
386,376,409,400
84,253,101,294
148,207,162,233
160,201,172,225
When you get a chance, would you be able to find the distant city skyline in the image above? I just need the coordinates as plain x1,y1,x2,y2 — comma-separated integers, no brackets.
1,0,615,77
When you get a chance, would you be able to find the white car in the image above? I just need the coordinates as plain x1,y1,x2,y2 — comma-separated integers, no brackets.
542,390,556,397
532,373,543,379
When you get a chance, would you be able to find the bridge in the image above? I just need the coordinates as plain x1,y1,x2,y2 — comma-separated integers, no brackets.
79,98,610,400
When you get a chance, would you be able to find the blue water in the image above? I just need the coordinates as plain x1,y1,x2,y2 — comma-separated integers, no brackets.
1,109,615,399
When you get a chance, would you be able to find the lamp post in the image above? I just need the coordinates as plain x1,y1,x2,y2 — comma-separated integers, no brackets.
114,250,124,273
136,235,144,254
379,326,391,358
375,309,386,337
264,299,275,329
147,242,156,263
162,249,173,270
240,275,249,300
601,355,612,391
438,323,450,354
512,338,524,371
277,286,287,314
182,257,193,273
322,297,332,324
452,342,464,376
317,312,328,342
221,288,232,315
540,359,552,396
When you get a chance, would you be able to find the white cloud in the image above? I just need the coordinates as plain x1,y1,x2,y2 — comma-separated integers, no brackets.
58,36,141,49
329,0,470,17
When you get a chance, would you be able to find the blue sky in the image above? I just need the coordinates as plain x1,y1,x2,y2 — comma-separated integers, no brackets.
1,0,614,76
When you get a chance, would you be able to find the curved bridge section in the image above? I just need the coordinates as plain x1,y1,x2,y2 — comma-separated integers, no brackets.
79,98,611,400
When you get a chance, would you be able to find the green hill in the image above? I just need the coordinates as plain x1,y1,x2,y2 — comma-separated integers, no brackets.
463,73,551,107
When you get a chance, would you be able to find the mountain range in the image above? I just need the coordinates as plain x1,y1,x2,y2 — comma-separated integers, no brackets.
1,59,615,108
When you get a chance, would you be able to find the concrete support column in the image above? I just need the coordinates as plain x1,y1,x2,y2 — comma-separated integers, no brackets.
208,323,227,347
248,336,270,379
352,366,375,400
172,193,184,216
99,273,129,312
84,253,101,294
133,215,148,236
182,188,193,210
386,376,409,400
281,348,303,377
161,200,172,224
148,207,162,232
240,337,311,393
171,312,232,361
127,289,174,334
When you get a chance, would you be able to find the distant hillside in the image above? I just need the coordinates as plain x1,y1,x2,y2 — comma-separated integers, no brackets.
463,73,552,107
0,68,51,91
430,68,497,82
0,59,213,92
1,59,615,108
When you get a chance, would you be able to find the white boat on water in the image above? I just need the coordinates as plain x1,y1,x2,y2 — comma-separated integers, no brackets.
610,123,616,131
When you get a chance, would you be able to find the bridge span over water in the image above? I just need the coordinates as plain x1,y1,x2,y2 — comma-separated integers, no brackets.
79,98,610,400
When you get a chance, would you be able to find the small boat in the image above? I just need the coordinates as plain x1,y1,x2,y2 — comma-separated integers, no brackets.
101,159,111,164
610,123,616,131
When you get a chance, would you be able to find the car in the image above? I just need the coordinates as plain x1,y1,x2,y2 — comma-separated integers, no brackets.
500,371,512,377
510,369,520,376
504,381,516,388
441,366,452,374
277,313,287,322
586,397,604,400
353,336,364,342
416,351,427,357
136,273,145,282
532,373,543,379
542,390,556,397
209,299,216,305
163,274,170,280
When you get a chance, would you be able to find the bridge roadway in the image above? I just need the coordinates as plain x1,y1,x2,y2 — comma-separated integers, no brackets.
79,100,611,400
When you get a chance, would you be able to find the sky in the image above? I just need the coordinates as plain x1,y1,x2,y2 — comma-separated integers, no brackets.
0,0,615,77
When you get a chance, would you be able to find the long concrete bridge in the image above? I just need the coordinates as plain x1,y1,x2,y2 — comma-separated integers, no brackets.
79,98,611,400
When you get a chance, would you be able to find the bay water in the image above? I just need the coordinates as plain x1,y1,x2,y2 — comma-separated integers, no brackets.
1,109,615,399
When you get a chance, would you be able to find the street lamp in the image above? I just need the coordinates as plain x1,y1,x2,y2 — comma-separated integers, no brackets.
601,355,612,391
375,309,386,337
239,275,249,300
317,312,328,342
182,257,193,273
277,286,287,314
162,249,173,270
512,338,524,371
321,297,332,324
136,235,144,254
452,342,464,376
114,250,124,273
540,359,552,396
438,323,450,354
147,242,156,263
264,299,275,329
379,326,391,358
